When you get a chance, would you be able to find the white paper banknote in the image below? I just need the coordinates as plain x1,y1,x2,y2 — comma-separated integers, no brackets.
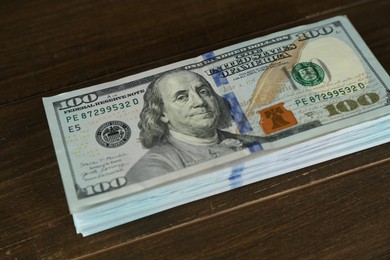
43,16,390,213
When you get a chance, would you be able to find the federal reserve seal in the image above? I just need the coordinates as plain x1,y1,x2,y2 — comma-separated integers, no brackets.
96,121,131,148
292,62,325,86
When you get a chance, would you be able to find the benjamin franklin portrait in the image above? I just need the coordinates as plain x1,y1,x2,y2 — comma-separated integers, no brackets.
126,70,262,183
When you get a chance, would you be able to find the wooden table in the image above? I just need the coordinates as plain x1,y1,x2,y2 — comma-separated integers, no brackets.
1,0,389,258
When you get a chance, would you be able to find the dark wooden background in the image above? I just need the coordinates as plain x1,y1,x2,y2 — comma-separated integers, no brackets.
1,0,389,259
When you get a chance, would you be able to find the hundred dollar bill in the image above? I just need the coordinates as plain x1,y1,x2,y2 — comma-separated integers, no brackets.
43,16,390,213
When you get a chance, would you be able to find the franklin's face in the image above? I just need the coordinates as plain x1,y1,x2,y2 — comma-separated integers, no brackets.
157,71,220,138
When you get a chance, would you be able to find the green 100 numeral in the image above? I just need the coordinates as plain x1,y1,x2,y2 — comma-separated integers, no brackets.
324,93,380,116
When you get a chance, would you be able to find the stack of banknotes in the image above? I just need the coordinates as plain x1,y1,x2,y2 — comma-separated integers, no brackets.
43,16,390,236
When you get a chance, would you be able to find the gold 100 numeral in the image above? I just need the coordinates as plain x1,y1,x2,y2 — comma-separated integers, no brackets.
324,93,380,116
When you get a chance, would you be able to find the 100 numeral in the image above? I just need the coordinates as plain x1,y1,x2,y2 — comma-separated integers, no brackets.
324,93,380,116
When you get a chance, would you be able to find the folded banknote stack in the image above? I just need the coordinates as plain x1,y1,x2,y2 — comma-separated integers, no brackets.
43,16,390,236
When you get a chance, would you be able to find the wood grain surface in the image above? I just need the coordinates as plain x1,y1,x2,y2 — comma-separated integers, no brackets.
0,0,389,259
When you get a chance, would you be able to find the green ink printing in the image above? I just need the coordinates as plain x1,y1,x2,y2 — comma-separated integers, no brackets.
292,62,325,86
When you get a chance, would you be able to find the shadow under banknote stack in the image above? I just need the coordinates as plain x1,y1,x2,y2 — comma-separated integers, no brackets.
43,16,390,236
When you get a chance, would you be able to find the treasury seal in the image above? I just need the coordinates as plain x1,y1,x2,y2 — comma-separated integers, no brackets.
292,62,325,86
96,121,131,148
